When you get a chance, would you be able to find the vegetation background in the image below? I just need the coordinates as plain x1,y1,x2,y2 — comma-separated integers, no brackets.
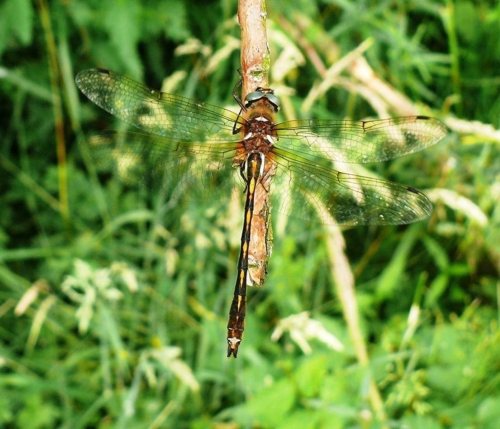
0,0,498,428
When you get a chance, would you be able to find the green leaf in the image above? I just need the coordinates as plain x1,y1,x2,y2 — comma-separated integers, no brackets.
455,1,479,43
159,0,189,41
422,236,449,271
294,355,328,397
16,394,59,429
401,414,442,429
241,380,296,427
425,274,449,307
0,0,33,56
277,410,324,429
376,225,420,300
103,1,142,77
12,0,33,44
0,394,14,424
478,396,500,429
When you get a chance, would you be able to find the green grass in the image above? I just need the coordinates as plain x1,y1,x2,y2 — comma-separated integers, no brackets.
1,0,499,428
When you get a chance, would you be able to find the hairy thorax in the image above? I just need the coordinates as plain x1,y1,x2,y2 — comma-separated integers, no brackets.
234,99,278,172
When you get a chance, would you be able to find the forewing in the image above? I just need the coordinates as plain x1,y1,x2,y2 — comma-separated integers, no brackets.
76,68,242,144
274,116,446,163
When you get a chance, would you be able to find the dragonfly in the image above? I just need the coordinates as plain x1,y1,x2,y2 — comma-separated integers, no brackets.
75,68,446,357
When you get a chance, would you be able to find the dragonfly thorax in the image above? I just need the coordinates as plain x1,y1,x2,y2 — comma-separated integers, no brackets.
234,93,278,172
241,113,276,156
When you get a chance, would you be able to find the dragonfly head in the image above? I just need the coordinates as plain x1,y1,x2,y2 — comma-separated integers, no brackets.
244,87,280,112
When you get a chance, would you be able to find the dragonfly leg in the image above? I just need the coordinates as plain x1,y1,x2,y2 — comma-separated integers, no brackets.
232,77,247,135
239,162,249,193
232,75,244,108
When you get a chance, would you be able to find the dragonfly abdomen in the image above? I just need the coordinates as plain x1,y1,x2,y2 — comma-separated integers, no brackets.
227,152,265,357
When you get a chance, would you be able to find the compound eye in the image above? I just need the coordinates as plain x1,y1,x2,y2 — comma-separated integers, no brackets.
244,90,265,107
265,93,280,111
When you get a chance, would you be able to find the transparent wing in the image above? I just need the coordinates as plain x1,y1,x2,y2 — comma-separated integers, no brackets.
274,116,446,163
76,69,443,225
82,131,244,205
271,147,432,225
76,68,242,144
